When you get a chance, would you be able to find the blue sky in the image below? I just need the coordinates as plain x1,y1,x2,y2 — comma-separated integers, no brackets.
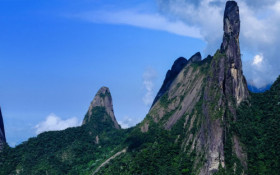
1,0,280,147
0,0,204,146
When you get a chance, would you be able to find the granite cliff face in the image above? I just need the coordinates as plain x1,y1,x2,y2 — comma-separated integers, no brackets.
221,1,249,105
152,52,202,107
83,87,120,129
140,1,248,174
0,107,6,151
198,1,249,173
0,1,279,174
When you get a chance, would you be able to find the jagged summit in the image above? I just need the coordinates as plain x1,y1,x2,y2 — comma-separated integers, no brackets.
82,87,120,129
0,107,6,151
1,1,279,175
223,1,240,37
151,52,202,107
190,52,202,62
142,1,249,174
220,0,249,105
151,57,188,107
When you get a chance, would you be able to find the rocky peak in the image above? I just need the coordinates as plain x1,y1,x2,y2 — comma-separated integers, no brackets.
82,87,120,129
195,1,249,173
223,1,240,38
151,57,188,107
148,1,249,174
0,107,6,151
190,52,202,62
151,52,202,107
220,0,248,105
170,57,189,73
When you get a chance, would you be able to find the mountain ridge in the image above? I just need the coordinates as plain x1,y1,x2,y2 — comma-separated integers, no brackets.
0,1,279,175
152,52,202,107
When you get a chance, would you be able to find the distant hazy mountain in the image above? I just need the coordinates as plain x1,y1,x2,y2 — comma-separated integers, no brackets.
248,84,272,93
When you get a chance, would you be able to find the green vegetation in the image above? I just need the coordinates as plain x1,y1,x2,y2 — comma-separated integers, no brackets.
96,116,196,175
99,91,111,99
234,76,280,175
159,93,169,108
191,55,211,75
0,55,279,175
0,107,131,175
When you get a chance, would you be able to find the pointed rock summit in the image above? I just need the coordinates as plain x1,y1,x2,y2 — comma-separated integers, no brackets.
190,52,202,63
82,87,120,129
152,52,202,107
221,0,249,104
144,1,248,174
0,107,6,151
197,1,249,173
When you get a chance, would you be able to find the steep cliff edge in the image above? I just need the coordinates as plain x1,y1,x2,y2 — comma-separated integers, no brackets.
2,1,277,175
152,52,202,107
0,107,6,151
220,1,249,105
198,1,249,174
138,1,248,174
83,87,120,130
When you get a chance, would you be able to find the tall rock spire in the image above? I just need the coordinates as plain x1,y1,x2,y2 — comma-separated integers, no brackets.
197,1,248,173
82,87,120,130
0,107,6,151
221,0,249,104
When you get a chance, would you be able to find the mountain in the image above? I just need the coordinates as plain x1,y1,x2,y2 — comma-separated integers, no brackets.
1,1,280,175
151,52,201,107
247,83,271,93
82,86,120,130
0,87,128,175
96,1,248,174
0,107,6,151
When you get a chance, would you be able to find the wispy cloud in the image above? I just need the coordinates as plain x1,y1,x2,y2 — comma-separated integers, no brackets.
70,0,280,88
73,10,202,38
157,0,280,88
244,54,274,88
35,114,81,135
142,67,157,106
119,116,141,129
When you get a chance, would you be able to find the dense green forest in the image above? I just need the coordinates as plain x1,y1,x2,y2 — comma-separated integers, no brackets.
95,76,280,175
96,115,197,175
235,76,280,174
1,78,279,175
0,107,131,175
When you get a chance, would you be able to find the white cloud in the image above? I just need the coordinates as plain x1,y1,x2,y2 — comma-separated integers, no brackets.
156,0,280,88
70,0,280,88
119,116,141,129
244,54,274,88
35,114,81,135
73,10,202,38
142,67,157,106
252,54,263,66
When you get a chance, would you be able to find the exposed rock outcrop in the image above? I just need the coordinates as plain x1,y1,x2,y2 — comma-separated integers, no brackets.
221,0,249,105
151,57,188,107
82,87,120,129
0,107,6,151
151,52,202,107
197,1,248,174
190,52,202,63
144,1,248,174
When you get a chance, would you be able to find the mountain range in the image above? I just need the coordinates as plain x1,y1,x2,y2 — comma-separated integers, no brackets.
0,1,279,175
